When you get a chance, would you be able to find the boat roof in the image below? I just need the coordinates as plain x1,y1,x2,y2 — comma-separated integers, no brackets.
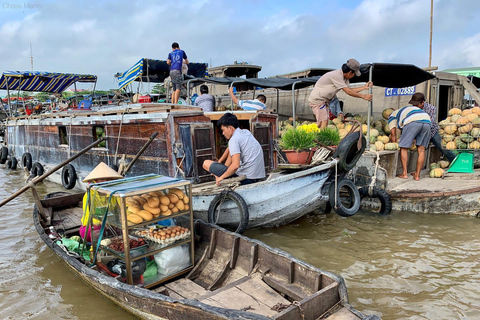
183,75,320,90
116,58,208,89
0,71,97,93
352,63,436,87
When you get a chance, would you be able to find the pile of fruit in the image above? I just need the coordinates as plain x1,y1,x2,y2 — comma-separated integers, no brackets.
125,188,190,225
438,107,480,150
104,236,146,253
278,107,401,152
428,161,450,178
134,226,191,245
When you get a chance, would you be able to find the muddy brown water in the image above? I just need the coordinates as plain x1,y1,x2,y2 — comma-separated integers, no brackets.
0,169,479,319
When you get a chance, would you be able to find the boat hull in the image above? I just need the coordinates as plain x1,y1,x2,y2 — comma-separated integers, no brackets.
193,164,334,228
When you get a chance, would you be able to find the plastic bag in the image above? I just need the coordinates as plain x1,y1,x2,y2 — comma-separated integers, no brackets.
154,245,190,276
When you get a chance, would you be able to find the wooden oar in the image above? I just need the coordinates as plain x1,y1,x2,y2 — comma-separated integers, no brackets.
121,132,158,176
0,137,107,208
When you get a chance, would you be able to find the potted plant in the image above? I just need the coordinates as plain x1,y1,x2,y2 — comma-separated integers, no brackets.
315,127,340,148
279,126,316,164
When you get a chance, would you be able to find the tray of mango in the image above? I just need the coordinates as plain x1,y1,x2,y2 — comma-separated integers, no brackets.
124,188,190,225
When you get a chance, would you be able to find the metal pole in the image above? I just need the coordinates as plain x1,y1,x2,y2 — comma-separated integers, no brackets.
187,79,194,104
427,0,434,102
92,79,97,106
74,82,78,108
291,81,301,127
276,88,279,113
17,87,20,116
5,76,11,117
366,65,373,151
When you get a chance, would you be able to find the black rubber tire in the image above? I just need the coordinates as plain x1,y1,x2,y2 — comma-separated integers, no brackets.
8,157,17,170
332,131,366,172
328,178,361,217
22,152,33,171
208,191,249,234
61,164,77,189
31,162,44,177
358,186,392,215
0,147,8,164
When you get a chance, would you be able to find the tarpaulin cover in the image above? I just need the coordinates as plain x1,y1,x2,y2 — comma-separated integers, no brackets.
117,58,207,89
468,75,480,89
183,75,321,90
0,71,97,93
351,63,436,88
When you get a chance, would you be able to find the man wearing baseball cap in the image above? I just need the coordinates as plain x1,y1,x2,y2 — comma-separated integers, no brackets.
308,59,373,128
409,92,456,162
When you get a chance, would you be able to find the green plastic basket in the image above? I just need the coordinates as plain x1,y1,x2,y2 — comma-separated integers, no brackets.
447,152,474,173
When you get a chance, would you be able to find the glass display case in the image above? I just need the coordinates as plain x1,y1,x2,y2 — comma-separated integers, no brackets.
87,174,194,287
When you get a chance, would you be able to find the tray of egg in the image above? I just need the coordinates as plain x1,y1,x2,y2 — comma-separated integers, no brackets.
135,226,191,246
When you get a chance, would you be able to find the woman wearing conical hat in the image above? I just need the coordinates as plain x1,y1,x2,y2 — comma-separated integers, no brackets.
80,162,123,241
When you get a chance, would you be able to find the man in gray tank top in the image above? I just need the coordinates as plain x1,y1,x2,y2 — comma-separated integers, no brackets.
203,113,265,186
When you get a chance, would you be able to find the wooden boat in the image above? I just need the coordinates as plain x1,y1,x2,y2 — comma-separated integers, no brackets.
34,192,379,320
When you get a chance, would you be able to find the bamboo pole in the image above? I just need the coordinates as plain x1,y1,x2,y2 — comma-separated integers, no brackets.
427,0,434,101
0,137,107,207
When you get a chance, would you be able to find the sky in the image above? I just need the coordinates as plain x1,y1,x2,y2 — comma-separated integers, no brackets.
0,0,479,91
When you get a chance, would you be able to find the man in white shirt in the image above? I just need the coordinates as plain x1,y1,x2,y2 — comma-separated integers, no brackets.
203,113,265,186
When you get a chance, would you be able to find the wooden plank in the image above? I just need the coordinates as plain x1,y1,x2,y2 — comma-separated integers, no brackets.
323,307,361,320
263,274,308,301
201,287,277,317
249,244,258,275
199,276,250,300
207,262,230,291
230,237,240,269
164,278,208,300
298,282,340,320
40,192,84,208
236,278,290,308
207,229,217,259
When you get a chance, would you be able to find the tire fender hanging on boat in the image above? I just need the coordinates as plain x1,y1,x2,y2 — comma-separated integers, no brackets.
61,164,77,190
358,186,392,215
332,131,366,172
31,162,45,177
328,178,361,217
0,147,8,164
7,157,18,170
22,153,33,171
207,190,249,234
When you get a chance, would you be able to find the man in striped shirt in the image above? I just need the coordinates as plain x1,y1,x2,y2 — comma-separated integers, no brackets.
409,92,456,162
229,87,266,110
388,106,431,181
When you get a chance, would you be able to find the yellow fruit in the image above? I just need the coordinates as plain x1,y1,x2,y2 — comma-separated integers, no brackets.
443,124,457,135
472,107,480,115
385,142,399,150
456,117,470,125
446,141,456,150
438,160,450,168
377,135,389,144
127,214,143,224
448,108,462,116
136,210,153,221
462,109,473,116
374,141,385,151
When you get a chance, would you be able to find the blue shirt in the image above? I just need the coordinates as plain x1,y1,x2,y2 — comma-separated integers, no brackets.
168,49,187,71
238,99,266,110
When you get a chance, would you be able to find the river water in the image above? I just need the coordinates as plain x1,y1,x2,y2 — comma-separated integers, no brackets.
0,169,479,320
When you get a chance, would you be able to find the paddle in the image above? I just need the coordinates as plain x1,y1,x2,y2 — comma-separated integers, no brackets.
0,137,107,208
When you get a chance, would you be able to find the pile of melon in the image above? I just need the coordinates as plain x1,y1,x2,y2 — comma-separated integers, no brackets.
279,108,401,151
124,188,189,225
439,107,480,150
428,161,449,178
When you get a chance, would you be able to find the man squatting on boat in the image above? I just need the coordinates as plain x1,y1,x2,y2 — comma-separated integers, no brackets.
203,113,266,186
308,58,373,129
409,92,456,162
388,103,431,181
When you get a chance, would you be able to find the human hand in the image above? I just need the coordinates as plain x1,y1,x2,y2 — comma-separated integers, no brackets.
365,81,373,88
363,94,373,101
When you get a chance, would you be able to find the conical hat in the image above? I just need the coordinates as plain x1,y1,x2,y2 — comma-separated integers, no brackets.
83,162,123,182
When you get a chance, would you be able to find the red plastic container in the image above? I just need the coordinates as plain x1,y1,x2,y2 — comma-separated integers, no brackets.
138,95,151,103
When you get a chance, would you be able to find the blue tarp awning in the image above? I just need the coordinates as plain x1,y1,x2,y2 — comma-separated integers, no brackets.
116,58,208,90
0,71,97,93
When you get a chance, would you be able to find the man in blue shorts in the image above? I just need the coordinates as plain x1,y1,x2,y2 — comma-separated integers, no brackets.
203,113,265,186
228,87,266,110
167,42,189,104
388,106,431,181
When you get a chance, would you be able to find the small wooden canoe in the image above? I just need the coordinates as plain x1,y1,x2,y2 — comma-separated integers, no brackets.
34,192,379,320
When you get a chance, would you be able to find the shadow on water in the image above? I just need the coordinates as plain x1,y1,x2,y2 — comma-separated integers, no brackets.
245,210,480,320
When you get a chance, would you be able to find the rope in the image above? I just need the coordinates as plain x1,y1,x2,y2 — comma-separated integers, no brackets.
292,301,305,320
68,116,73,158
175,154,186,179
333,158,339,209
310,147,331,165
114,107,129,165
